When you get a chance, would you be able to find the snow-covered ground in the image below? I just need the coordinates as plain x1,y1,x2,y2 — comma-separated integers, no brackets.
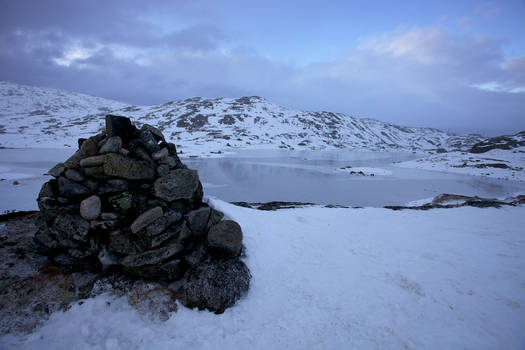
337,166,392,176
395,147,525,182
2,199,524,349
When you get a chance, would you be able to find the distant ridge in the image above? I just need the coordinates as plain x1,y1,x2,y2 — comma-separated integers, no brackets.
0,81,485,154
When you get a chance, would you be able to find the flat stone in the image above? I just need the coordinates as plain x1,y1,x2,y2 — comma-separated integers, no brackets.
154,169,202,202
80,155,106,168
119,148,130,156
64,169,85,182
64,151,82,169
133,147,153,162
103,153,156,180
46,163,66,177
152,148,169,160
185,207,211,237
51,214,90,241
146,210,182,236
159,155,183,169
141,124,165,142
100,212,119,220
80,195,101,220
57,176,91,198
120,241,184,267
131,207,163,234
207,220,243,257
106,115,136,141
83,166,105,176
99,136,122,154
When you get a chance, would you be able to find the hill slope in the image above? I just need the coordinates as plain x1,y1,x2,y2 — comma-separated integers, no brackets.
0,81,485,154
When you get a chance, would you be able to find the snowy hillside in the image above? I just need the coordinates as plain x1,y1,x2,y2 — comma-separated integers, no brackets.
0,81,485,154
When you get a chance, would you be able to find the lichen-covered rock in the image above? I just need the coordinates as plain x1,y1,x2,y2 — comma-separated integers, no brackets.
57,176,91,198
154,169,202,202
130,207,163,233
182,259,251,314
99,136,122,154
104,153,156,180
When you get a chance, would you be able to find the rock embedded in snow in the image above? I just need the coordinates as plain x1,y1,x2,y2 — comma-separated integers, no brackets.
182,259,251,314
34,115,250,313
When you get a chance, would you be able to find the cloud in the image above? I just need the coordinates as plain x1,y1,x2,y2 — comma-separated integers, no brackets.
0,2,523,135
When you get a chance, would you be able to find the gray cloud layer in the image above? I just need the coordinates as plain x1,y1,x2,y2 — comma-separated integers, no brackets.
0,1,524,135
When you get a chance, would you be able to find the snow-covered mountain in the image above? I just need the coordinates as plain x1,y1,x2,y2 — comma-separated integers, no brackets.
0,81,485,154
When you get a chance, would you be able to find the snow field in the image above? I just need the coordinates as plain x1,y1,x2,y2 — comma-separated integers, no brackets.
2,200,524,349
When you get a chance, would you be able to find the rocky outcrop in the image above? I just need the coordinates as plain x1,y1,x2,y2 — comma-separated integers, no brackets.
34,115,250,313
470,131,525,153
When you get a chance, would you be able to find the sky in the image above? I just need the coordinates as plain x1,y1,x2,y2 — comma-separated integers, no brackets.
0,0,524,135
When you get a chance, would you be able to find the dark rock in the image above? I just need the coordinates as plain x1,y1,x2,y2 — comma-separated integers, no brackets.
64,151,82,169
436,148,447,153
54,253,95,271
79,195,101,220
98,179,129,194
182,259,250,314
152,148,169,160
79,137,98,157
207,220,243,257
46,163,66,177
83,166,105,176
151,221,190,248
183,245,207,267
154,169,202,202
159,155,183,169
90,220,119,231
57,176,91,198
38,180,56,198
119,148,130,156
99,136,122,154
185,207,211,237
34,227,59,253
104,153,155,180
120,241,184,267
84,178,100,191
64,169,85,182
139,130,160,154
37,197,79,221
145,210,182,236
141,124,165,142
131,207,163,234
108,230,138,255
80,155,106,168
123,259,183,280
50,214,90,242
209,209,224,226
133,146,154,162
100,212,119,220
157,164,170,177
106,115,136,141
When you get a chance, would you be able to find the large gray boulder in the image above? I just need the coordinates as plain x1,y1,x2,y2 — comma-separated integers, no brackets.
182,259,251,314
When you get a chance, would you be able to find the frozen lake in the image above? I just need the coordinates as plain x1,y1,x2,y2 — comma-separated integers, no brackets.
1,148,524,213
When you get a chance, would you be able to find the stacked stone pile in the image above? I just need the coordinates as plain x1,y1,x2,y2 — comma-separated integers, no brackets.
34,115,250,313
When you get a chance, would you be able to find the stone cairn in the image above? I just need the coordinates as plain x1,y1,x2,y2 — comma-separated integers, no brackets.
34,115,250,313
